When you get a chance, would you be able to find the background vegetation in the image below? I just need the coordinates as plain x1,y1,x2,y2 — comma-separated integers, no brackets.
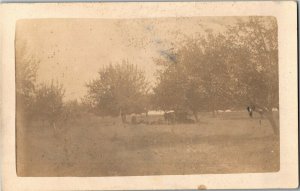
16,17,278,134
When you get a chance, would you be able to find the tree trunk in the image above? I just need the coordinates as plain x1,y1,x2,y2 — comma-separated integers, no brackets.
211,99,216,117
119,108,126,124
266,111,279,135
51,121,58,137
212,110,216,117
193,111,199,122
121,113,127,123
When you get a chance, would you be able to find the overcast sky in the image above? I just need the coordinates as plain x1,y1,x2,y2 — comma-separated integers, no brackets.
16,17,240,101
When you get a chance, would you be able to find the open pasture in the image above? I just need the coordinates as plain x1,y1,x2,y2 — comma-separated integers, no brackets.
17,110,279,176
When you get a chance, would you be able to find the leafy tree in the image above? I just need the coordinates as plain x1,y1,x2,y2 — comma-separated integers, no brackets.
228,17,279,134
153,48,202,121
16,42,39,121
34,81,65,130
153,33,232,120
85,61,149,123
190,33,233,116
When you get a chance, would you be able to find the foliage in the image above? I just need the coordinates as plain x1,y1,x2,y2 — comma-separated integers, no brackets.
228,17,278,110
85,61,149,122
34,81,65,126
16,43,39,119
153,33,233,119
227,17,279,134
153,17,278,132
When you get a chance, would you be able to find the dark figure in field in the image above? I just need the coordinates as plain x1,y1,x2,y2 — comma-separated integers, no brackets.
247,105,264,126
247,106,264,118
247,106,253,118
164,111,175,124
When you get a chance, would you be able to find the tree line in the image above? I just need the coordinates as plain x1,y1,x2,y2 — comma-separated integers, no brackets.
16,17,279,134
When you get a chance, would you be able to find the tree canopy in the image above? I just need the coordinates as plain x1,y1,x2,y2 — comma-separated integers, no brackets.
84,61,150,122
152,17,279,132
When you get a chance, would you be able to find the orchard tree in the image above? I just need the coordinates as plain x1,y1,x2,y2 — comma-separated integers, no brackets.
228,17,279,134
191,33,233,116
34,81,65,130
153,45,207,121
85,61,149,123
153,33,233,120
16,42,39,121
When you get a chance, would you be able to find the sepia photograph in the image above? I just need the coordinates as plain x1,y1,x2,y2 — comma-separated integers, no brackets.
0,2,297,190
16,17,280,177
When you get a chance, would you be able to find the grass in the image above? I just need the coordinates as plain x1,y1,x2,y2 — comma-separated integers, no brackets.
16,111,280,176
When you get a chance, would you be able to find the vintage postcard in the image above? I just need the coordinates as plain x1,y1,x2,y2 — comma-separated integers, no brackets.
0,1,298,190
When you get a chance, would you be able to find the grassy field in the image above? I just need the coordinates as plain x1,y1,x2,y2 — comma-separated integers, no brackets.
17,111,280,176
